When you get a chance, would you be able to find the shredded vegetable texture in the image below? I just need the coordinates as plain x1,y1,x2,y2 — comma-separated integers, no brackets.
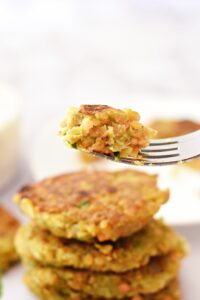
60,105,156,158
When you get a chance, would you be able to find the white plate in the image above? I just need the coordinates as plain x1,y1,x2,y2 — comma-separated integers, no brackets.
29,98,200,227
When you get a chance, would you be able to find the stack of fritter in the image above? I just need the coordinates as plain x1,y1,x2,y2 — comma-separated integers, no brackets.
14,169,188,300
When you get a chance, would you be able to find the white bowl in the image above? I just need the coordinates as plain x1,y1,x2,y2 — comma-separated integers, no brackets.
0,83,21,190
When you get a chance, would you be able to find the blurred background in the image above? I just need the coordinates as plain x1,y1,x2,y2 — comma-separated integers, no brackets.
1,0,200,136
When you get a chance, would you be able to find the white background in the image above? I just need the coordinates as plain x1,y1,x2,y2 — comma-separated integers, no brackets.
1,0,200,135
0,1,200,299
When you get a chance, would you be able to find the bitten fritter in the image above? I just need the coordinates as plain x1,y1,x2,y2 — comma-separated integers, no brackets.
59,105,156,159
0,206,20,271
14,170,169,242
15,219,182,272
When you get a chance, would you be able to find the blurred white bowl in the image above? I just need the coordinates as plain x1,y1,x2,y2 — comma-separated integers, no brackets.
0,83,21,190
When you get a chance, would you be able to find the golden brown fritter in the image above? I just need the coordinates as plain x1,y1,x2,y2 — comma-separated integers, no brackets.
25,276,181,300
14,170,169,242
80,105,110,114
0,205,20,271
15,219,183,272
59,105,156,158
23,245,186,299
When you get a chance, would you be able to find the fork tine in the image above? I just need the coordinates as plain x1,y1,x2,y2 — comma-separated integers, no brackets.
120,156,180,166
134,155,181,165
149,140,178,146
175,129,200,142
138,158,181,166
79,129,200,166
144,144,179,151
141,147,178,153
140,153,180,159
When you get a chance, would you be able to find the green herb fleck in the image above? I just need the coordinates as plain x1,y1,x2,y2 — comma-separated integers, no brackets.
114,151,121,160
71,143,77,149
76,200,90,208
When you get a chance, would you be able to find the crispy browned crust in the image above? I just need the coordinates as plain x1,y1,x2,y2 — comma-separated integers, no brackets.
16,170,165,213
80,105,113,115
150,119,200,139
15,170,169,242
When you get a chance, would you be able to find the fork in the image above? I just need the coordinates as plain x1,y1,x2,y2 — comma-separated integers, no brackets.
80,130,200,166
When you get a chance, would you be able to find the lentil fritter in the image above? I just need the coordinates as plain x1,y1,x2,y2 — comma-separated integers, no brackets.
23,245,187,299
25,275,180,300
59,105,156,159
0,206,20,271
15,170,169,242
16,219,182,272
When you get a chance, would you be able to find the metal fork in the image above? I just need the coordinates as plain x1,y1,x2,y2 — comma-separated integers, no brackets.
81,130,200,166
